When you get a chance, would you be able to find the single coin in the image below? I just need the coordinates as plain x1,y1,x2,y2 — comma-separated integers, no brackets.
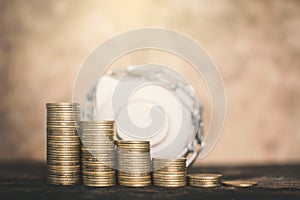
118,181,151,187
116,140,150,145
152,157,186,162
188,173,222,180
46,102,80,106
190,183,220,188
153,182,186,188
222,180,258,188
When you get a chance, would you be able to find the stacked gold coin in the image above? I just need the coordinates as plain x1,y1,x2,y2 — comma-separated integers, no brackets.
152,158,187,187
188,173,222,187
80,120,116,187
116,141,151,187
46,102,81,186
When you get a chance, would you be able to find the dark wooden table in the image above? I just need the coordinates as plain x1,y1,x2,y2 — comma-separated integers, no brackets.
1,161,300,200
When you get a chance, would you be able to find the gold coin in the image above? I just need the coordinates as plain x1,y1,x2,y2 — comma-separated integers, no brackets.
82,175,116,179
47,125,80,129
190,183,220,188
83,183,116,187
153,162,186,167
117,144,150,149
47,119,79,122
153,173,186,178
189,179,220,184
152,157,186,162
83,179,116,183
47,135,79,140
222,180,258,188
47,127,79,132
118,171,150,176
81,150,115,155
47,165,80,170
81,142,114,146
81,126,114,129
81,124,114,128
117,175,151,179
47,123,79,127
47,113,79,117
47,160,80,165
47,111,80,114
47,157,80,161
117,150,150,154
115,140,149,144
47,175,80,181
82,168,114,173
82,170,115,175
81,135,114,139
46,102,79,106
153,168,187,173
81,131,114,135
47,148,80,153
47,171,80,176
47,108,80,112
118,159,150,163
118,153,150,157
189,180,221,186
153,182,186,188
118,181,151,187
47,117,79,121
188,173,222,180
82,180,116,187
80,120,114,124
81,137,114,141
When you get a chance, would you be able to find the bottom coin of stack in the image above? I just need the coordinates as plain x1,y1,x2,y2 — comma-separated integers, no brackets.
188,173,222,188
46,102,81,186
152,158,187,187
117,141,151,187
81,121,116,187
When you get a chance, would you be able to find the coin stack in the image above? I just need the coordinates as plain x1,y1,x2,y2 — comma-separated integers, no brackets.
80,120,116,187
188,173,222,188
152,158,187,187
116,141,151,187
46,102,81,186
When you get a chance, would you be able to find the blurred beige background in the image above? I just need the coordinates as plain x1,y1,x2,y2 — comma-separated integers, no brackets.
0,0,300,165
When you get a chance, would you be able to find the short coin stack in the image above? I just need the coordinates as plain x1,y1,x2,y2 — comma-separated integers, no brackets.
80,121,116,187
46,103,81,185
116,141,151,187
188,173,222,188
152,158,187,187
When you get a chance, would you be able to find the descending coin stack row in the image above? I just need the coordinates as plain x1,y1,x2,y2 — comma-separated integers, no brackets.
116,141,151,187
188,173,222,188
152,158,187,187
80,121,116,187
45,103,259,188
46,103,81,186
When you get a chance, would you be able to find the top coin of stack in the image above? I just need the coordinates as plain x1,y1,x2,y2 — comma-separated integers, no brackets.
80,120,116,187
188,173,222,188
152,158,187,187
46,102,81,186
116,141,151,187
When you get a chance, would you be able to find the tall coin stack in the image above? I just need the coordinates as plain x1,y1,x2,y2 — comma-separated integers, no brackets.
152,158,187,187
188,173,222,188
46,103,81,186
80,121,116,187
116,141,151,187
